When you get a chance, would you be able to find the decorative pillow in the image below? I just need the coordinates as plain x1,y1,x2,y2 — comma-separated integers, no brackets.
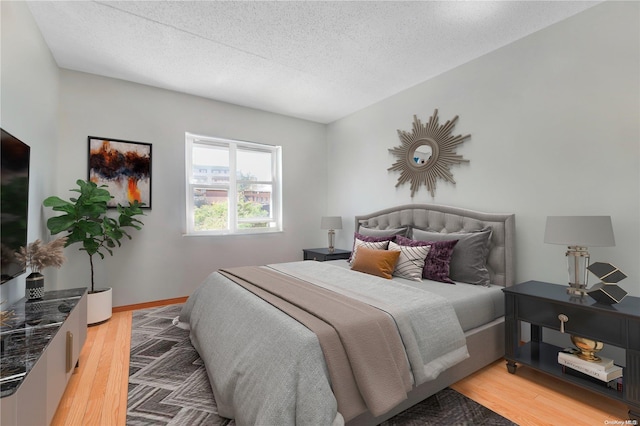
351,246,400,279
396,235,457,284
349,232,395,262
388,241,430,281
411,228,493,285
357,226,408,238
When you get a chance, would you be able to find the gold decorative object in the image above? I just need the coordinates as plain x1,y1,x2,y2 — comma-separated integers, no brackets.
388,109,470,197
570,334,604,362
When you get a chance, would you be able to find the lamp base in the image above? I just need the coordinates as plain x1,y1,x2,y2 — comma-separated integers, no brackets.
566,246,589,296
327,229,335,253
566,284,588,296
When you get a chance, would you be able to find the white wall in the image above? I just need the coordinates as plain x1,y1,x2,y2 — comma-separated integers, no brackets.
0,1,60,305
327,1,640,296
56,70,327,306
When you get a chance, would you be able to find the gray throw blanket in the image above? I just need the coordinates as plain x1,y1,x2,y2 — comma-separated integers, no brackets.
219,266,412,420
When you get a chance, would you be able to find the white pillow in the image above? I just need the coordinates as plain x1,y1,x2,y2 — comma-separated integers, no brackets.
388,241,430,281
350,238,390,264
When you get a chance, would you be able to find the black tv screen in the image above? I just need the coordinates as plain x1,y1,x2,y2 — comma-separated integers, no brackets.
1,128,30,284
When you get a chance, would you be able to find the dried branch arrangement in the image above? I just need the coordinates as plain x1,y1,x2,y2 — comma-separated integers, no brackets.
15,237,68,274
0,300,15,327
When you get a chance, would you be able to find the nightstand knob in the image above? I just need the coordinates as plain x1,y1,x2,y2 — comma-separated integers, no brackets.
558,314,569,333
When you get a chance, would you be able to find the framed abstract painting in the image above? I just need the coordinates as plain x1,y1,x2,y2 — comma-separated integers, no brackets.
88,136,152,209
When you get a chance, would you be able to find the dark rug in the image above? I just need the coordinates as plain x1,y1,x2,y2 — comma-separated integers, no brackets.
127,305,517,425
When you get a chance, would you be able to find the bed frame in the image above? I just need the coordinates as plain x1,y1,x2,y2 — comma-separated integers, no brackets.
348,204,515,426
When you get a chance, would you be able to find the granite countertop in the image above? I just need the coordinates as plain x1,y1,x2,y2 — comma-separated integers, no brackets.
0,288,87,398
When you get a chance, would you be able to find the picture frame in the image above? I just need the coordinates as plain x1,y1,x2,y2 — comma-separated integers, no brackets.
88,136,152,209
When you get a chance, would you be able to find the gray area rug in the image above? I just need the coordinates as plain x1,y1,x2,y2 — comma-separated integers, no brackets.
127,305,517,425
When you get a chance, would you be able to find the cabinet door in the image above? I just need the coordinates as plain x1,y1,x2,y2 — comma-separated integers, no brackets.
46,293,87,425
14,348,48,426
0,386,17,425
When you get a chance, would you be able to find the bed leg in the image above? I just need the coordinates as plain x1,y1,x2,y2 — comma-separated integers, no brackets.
506,360,517,374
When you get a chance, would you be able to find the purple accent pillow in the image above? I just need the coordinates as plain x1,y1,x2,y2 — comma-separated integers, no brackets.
349,232,397,262
396,235,458,284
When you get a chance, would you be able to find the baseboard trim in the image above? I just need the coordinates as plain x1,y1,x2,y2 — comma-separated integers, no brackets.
113,296,188,313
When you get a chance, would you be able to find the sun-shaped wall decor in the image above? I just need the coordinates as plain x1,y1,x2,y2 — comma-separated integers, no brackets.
388,109,470,197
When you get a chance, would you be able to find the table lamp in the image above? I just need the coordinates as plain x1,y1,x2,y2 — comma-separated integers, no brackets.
544,216,615,295
321,216,342,253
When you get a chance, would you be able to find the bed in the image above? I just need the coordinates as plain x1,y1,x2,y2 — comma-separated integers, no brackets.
179,204,515,426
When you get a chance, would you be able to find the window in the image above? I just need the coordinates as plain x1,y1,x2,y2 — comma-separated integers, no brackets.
185,133,282,235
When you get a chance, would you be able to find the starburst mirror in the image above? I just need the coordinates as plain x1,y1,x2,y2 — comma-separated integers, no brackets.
388,109,470,197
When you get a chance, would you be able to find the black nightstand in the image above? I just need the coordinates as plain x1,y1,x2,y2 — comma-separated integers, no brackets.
302,248,351,262
503,281,640,420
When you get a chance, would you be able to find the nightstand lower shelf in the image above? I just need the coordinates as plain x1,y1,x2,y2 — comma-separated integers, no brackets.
507,341,624,401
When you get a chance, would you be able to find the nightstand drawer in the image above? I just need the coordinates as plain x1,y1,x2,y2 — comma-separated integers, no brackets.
518,297,626,346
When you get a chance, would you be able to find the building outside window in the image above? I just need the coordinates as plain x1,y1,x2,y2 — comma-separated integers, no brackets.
185,132,282,235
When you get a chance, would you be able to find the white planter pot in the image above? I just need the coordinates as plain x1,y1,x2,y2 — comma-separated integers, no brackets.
87,287,112,325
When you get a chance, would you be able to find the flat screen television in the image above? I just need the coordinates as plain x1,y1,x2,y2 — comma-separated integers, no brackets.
1,128,30,284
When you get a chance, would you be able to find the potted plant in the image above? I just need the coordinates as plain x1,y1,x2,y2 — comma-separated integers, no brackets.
15,237,67,299
43,179,145,324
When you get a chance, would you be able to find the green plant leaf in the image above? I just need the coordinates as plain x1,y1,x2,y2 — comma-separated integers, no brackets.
43,196,71,208
78,220,102,237
67,228,85,246
47,215,76,234
83,238,100,255
78,203,107,218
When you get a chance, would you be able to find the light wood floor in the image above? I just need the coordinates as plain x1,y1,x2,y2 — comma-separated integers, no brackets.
52,308,629,426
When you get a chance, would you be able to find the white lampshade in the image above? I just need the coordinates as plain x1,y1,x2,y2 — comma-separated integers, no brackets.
321,216,342,230
544,216,615,247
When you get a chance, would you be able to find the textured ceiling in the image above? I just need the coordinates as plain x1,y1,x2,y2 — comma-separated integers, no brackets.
27,1,601,123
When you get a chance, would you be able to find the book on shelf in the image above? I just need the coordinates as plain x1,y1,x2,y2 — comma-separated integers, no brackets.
558,354,623,382
562,365,623,391
608,376,623,392
558,350,614,371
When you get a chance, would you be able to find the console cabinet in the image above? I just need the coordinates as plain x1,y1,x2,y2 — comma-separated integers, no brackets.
1,288,87,425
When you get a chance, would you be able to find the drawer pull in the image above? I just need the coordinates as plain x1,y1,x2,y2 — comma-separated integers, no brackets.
558,314,568,333
66,331,73,372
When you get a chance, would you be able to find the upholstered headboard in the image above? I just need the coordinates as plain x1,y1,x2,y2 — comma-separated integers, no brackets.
355,204,515,287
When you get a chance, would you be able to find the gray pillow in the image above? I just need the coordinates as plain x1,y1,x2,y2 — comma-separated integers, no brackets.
358,226,408,238
411,228,492,285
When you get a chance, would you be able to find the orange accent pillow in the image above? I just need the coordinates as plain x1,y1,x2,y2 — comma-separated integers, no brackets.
350,246,400,279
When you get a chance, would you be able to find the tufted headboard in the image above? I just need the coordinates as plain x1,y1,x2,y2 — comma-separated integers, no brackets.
355,204,515,287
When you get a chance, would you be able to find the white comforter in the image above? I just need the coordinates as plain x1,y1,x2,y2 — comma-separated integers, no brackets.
179,261,468,426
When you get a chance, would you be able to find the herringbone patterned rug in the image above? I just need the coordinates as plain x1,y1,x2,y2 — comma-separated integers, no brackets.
127,305,516,425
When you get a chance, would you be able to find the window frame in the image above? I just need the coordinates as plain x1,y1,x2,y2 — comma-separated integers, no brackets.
185,132,282,236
